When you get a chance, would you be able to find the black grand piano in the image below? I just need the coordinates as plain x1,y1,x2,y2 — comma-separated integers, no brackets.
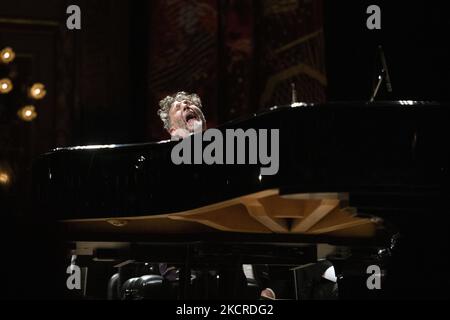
33,101,449,299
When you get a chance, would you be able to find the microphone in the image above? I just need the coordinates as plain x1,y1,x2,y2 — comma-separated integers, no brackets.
378,45,393,92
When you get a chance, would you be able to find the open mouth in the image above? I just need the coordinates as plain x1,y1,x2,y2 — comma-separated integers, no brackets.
184,111,199,126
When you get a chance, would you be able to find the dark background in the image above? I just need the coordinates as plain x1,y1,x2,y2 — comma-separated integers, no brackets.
325,1,450,102
0,0,449,298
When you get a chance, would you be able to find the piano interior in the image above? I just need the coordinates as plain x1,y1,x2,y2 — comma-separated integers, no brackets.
62,190,377,237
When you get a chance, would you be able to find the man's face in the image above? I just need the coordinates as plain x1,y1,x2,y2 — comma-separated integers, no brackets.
168,99,205,137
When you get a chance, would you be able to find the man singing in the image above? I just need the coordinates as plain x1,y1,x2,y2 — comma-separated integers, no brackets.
157,91,276,300
157,91,206,138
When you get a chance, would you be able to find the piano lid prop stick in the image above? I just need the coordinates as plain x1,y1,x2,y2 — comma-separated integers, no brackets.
291,82,298,104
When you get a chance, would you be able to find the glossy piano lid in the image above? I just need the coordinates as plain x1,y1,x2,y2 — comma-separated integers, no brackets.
324,100,441,107
270,100,441,108
45,100,443,154
47,139,174,153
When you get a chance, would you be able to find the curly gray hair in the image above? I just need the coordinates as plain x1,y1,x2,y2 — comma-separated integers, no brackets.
157,91,203,130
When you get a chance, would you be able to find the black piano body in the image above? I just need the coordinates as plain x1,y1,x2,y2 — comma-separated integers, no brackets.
32,101,449,299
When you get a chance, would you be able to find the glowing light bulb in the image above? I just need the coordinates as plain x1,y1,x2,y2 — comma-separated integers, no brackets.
0,172,10,185
0,47,15,64
29,83,46,99
17,105,37,122
0,78,13,94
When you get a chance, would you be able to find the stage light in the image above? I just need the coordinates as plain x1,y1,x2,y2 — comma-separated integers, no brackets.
0,47,15,64
17,105,37,122
29,83,46,100
0,78,13,94
0,172,10,186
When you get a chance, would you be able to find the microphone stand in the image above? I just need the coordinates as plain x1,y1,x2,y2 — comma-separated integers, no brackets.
369,72,385,103
369,45,392,103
